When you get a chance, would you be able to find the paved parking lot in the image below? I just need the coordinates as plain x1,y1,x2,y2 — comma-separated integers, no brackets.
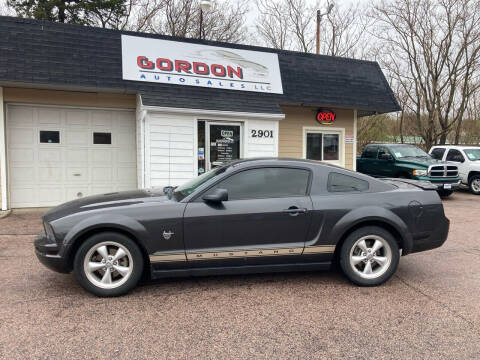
0,191,479,359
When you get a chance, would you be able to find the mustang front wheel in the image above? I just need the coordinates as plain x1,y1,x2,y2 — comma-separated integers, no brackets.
340,226,399,286
74,232,144,297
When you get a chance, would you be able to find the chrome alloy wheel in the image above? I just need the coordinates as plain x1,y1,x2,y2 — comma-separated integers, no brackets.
83,241,133,289
472,179,480,193
349,235,392,280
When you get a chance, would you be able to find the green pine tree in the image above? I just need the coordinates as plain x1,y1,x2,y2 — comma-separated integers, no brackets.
7,0,129,28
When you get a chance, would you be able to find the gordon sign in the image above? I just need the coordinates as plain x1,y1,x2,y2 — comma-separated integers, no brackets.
316,109,336,125
121,35,283,94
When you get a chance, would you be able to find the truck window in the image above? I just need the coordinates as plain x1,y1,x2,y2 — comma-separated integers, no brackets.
363,146,378,159
431,148,446,160
377,146,390,159
446,149,465,163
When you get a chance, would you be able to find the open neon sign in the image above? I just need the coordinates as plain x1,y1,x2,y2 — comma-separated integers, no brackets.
316,109,336,125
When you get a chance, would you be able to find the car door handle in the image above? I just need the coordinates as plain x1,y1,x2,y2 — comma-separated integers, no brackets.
283,207,308,216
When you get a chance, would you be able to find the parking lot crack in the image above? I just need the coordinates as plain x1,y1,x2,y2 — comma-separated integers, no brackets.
394,274,478,332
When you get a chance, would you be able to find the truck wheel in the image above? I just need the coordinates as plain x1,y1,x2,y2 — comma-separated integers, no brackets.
339,226,399,286
74,232,144,297
469,175,480,195
437,190,453,198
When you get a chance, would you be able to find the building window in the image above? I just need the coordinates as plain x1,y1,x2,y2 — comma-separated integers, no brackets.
93,132,112,144
306,133,322,160
40,130,60,144
305,131,340,161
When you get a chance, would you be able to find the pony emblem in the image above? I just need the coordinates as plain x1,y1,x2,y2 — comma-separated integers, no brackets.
163,231,174,240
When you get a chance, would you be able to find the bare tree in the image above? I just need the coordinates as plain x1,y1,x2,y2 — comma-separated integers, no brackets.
371,0,480,149
286,0,316,52
128,0,249,43
255,0,369,57
255,0,291,49
320,1,371,58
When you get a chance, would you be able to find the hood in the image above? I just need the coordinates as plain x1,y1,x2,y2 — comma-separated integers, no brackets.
396,157,450,168
43,188,168,222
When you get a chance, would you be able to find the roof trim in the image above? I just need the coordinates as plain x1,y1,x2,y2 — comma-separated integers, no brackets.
140,104,286,121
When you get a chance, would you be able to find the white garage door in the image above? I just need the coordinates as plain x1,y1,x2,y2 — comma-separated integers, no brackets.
6,104,137,208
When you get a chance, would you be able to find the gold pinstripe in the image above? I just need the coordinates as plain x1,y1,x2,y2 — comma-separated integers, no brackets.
149,245,335,263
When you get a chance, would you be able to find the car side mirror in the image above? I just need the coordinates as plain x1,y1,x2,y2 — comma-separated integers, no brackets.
380,153,393,161
202,188,228,203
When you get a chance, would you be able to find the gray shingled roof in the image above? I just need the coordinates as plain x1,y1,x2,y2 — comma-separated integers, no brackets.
0,16,400,116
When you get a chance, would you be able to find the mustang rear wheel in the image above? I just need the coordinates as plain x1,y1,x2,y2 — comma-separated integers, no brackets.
74,232,144,297
339,226,399,286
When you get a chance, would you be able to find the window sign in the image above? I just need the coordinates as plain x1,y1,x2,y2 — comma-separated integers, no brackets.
209,124,240,166
316,109,336,125
122,35,283,94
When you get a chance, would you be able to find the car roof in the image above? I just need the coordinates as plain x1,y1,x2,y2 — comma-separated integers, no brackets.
365,143,418,147
223,157,343,170
431,145,480,149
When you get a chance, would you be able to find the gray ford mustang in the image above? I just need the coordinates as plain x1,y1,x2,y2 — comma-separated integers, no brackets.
35,158,449,297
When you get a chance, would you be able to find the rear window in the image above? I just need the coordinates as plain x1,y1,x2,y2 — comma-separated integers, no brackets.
327,172,369,193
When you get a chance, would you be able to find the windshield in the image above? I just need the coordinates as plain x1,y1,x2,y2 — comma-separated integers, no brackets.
172,167,226,201
389,145,430,159
464,148,480,161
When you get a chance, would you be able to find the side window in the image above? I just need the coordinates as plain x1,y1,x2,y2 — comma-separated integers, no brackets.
207,167,310,200
446,149,465,162
327,172,369,193
431,148,446,160
377,146,390,159
363,146,378,159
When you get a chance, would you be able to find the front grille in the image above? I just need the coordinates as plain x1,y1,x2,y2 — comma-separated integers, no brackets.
428,165,458,178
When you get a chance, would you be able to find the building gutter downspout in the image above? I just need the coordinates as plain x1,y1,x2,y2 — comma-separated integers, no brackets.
0,87,7,210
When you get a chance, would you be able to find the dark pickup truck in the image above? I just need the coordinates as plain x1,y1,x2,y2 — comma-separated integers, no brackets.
357,144,461,197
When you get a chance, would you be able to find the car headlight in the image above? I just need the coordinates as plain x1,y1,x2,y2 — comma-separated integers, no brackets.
412,169,427,176
43,221,56,240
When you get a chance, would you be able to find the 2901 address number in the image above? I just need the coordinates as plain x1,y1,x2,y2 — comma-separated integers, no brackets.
251,130,274,138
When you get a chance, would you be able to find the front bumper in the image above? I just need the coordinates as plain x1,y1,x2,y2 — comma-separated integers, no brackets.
410,217,450,254
432,180,461,191
414,176,461,190
34,232,70,273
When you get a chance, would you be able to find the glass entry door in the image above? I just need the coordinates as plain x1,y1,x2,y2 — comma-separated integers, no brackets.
206,122,242,171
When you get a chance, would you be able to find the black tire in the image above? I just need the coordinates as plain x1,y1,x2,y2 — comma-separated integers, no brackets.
339,226,400,286
437,190,453,198
469,175,480,195
74,232,144,297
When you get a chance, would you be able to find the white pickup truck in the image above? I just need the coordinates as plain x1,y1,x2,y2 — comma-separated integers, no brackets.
429,145,480,195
